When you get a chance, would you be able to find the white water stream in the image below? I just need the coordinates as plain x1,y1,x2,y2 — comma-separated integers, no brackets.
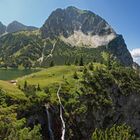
45,104,54,140
57,85,66,140
45,42,56,60
37,42,46,64
38,42,56,65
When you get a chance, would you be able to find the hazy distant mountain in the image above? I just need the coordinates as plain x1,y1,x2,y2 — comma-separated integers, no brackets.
0,21,38,36
6,21,38,33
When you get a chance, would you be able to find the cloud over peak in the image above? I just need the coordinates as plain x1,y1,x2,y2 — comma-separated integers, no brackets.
130,48,140,64
131,48,140,58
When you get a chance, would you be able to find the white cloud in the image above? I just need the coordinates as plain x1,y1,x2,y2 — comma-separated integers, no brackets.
131,48,140,58
130,48,140,64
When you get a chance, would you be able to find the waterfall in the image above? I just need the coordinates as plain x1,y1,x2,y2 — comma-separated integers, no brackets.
57,85,66,140
46,42,56,60
45,104,54,140
37,42,46,64
37,42,56,65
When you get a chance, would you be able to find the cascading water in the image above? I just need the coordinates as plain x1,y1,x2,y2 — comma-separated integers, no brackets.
37,42,46,64
46,42,56,60
37,41,56,65
57,85,66,140
45,104,54,140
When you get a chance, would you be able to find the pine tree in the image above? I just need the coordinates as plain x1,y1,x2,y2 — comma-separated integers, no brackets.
73,71,78,79
89,62,93,70
101,51,112,70
66,59,71,65
24,81,27,89
79,56,84,66
74,58,78,65
49,60,54,67
83,66,88,74
37,84,41,91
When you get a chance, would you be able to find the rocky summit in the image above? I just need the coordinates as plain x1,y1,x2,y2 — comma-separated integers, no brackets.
41,6,116,47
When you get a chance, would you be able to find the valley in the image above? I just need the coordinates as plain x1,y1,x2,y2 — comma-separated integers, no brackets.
0,6,140,140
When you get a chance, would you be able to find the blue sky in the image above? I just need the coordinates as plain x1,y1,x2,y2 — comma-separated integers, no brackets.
0,0,140,63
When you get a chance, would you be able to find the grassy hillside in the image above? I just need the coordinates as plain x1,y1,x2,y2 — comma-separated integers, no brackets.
0,31,106,68
17,65,81,88
0,80,26,100
0,31,132,69
1,63,140,139
17,65,83,104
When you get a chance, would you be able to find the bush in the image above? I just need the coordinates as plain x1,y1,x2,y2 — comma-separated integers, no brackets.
92,124,136,140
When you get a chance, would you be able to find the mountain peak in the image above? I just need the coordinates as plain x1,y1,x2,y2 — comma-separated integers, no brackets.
41,6,116,47
66,6,78,10
10,20,21,24
66,6,88,14
0,21,38,36
7,21,38,33
66,6,82,11
0,21,4,25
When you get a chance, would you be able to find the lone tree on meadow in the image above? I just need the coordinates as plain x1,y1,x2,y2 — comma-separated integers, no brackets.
24,80,27,89
79,56,84,66
49,60,55,67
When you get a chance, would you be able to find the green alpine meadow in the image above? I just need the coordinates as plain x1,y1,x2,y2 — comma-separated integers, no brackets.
0,3,140,140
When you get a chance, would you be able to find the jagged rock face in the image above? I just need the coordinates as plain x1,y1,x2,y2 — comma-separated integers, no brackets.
7,21,38,33
41,6,133,66
41,6,116,47
108,35,133,66
0,22,6,35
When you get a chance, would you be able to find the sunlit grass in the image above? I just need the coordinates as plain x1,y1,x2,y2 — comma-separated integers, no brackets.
0,80,27,100
17,65,81,88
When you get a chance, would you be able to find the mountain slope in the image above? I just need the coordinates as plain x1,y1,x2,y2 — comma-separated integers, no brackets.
0,7,133,67
107,35,133,66
40,6,133,66
0,80,26,100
